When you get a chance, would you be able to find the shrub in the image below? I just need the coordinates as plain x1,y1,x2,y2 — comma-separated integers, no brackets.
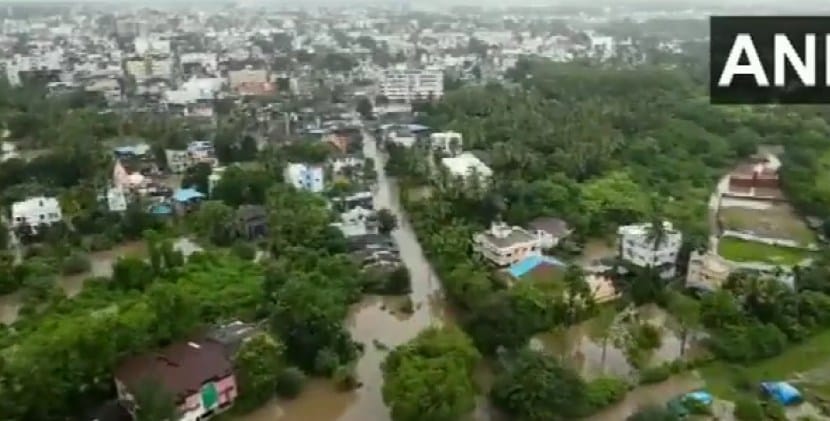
633,323,662,350
585,377,628,412
639,364,671,385
313,347,340,376
61,252,91,275
231,241,257,261
734,397,764,420
86,234,114,252
275,367,306,398
386,266,411,294
333,364,359,390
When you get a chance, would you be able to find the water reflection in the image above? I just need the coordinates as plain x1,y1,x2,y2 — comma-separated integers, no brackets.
530,305,701,381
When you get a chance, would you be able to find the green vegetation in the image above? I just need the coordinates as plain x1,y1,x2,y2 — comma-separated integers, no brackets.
382,326,481,421
701,329,830,401
717,237,811,265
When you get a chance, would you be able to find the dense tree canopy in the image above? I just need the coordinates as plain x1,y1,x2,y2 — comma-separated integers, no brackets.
382,327,481,421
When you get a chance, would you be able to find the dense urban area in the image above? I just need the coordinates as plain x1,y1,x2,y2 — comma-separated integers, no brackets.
2,1,830,421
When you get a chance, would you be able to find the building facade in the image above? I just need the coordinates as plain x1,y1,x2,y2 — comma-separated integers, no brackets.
473,221,544,267
11,196,62,229
380,67,444,102
284,163,325,192
617,221,683,279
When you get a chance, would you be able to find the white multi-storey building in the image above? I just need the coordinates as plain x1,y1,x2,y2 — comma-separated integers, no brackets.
429,131,463,155
473,221,544,267
618,221,683,279
380,67,443,102
11,196,63,230
284,163,325,193
4,51,63,86
441,152,492,185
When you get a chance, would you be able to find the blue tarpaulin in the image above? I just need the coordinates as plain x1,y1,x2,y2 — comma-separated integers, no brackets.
761,382,802,406
683,390,714,406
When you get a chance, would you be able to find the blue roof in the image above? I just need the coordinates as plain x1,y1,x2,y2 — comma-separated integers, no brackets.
761,382,801,405
507,255,567,278
173,188,205,202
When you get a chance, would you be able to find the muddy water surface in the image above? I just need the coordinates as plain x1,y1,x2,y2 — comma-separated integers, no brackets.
587,373,704,421
531,305,702,381
0,237,203,324
235,132,451,421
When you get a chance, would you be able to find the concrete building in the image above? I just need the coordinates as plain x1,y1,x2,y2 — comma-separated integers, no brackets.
380,67,443,102
441,152,492,185
429,131,462,155
124,55,174,82
11,196,62,230
617,221,683,279
284,163,325,193
473,221,544,267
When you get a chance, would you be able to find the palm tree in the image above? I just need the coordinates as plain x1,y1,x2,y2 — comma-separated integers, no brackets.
587,306,618,373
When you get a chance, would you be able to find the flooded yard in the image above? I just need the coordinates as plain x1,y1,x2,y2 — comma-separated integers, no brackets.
0,237,203,325
531,305,703,381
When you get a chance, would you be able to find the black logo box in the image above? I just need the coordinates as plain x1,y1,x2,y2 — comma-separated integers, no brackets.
710,16,830,104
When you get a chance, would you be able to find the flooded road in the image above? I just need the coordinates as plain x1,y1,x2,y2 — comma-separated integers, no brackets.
236,132,450,421
587,373,704,421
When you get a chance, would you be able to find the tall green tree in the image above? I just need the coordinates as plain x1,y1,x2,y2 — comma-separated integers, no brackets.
233,332,286,412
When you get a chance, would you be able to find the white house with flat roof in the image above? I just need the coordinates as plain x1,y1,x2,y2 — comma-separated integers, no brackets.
473,221,544,267
441,152,492,185
11,196,62,231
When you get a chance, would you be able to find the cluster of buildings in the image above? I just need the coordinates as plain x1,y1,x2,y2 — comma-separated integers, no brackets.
0,4,701,118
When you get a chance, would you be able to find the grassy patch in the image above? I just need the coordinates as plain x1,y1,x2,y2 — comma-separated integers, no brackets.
700,329,830,401
717,237,811,266
719,205,816,246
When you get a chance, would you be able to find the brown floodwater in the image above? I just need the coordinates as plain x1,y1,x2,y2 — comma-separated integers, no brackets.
0,237,203,324
59,240,149,297
587,373,705,421
530,305,702,381
235,131,451,421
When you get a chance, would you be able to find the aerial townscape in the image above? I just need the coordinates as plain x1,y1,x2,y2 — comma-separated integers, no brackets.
3,1,830,421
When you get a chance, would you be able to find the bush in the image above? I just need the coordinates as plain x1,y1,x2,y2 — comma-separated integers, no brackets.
86,234,114,252
585,377,629,412
385,266,411,294
763,401,787,420
313,347,340,376
333,364,359,391
61,252,91,275
734,397,764,420
275,367,306,398
231,241,257,261
639,364,671,385
633,323,662,350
